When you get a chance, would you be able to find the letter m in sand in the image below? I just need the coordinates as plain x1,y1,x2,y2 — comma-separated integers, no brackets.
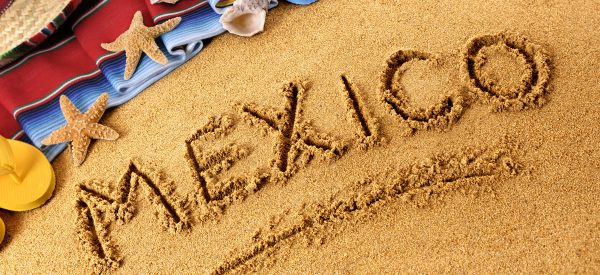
75,160,189,273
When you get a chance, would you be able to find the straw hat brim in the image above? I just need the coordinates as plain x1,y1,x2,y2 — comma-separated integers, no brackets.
0,0,76,67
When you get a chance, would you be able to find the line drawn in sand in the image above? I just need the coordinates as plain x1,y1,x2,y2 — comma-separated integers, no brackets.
212,137,521,274
75,160,190,273
340,74,383,149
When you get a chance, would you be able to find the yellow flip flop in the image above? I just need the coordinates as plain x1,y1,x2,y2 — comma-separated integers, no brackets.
0,216,4,244
0,135,55,245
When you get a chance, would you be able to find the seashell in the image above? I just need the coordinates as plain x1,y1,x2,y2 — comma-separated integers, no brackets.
150,0,180,4
219,0,270,37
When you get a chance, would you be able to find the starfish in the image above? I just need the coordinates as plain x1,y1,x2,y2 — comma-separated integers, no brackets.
42,93,119,166
101,11,181,80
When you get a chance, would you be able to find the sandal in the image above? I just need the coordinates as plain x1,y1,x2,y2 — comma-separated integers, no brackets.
0,135,55,245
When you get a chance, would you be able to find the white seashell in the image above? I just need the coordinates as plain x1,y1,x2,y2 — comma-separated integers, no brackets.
219,0,270,37
150,0,180,4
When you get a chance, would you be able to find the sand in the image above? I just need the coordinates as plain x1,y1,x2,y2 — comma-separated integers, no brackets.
1,0,600,273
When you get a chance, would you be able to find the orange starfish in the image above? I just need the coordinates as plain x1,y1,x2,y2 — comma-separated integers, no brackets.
42,93,119,166
101,11,181,80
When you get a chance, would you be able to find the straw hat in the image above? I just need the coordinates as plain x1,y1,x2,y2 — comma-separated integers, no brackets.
0,0,75,66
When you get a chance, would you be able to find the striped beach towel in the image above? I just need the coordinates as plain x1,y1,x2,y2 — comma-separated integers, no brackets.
0,0,316,161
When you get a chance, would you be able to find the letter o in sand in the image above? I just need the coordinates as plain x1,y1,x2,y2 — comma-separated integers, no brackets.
462,32,551,111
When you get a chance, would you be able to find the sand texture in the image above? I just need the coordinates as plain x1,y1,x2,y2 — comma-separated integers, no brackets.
1,0,600,273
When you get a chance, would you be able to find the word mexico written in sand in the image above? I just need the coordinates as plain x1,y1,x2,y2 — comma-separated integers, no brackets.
73,32,551,272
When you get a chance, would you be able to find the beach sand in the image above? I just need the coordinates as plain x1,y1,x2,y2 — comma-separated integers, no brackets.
1,0,600,273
